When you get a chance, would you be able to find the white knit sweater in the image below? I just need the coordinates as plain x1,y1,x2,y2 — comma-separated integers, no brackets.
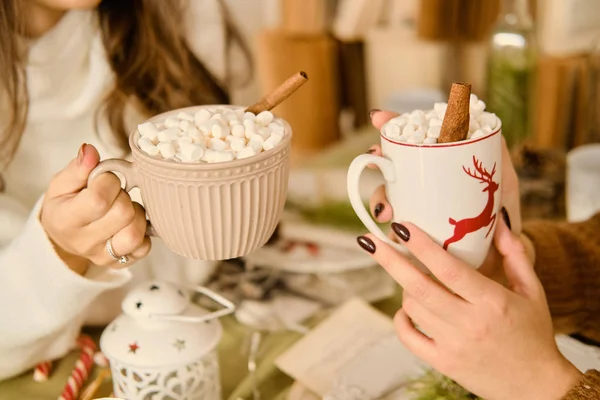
0,4,231,379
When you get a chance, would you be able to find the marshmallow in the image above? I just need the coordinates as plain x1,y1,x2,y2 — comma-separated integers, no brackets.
136,108,286,163
409,110,426,125
223,111,239,123
429,118,442,128
178,136,193,147
423,137,438,144
195,109,211,125
202,149,234,163
470,129,486,139
180,119,195,131
158,127,181,142
481,125,493,134
157,142,176,159
209,137,229,151
236,146,256,159
138,137,160,156
268,123,285,137
138,122,160,142
479,112,498,129
258,127,271,140
433,102,447,117
211,122,230,139
199,120,219,136
427,125,441,138
177,112,194,121
383,123,401,138
256,111,274,126
244,120,258,139
469,94,479,107
231,124,245,138
180,143,204,162
412,129,425,143
471,99,486,113
425,111,438,120
263,133,283,151
164,117,180,128
469,117,481,133
228,136,246,151
389,116,409,126
402,124,417,137
186,127,203,143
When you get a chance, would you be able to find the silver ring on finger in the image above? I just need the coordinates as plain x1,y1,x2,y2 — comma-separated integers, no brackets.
106,237,130,265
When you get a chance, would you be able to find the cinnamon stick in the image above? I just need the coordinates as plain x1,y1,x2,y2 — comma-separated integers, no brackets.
245,71,308,114
438,82,471,143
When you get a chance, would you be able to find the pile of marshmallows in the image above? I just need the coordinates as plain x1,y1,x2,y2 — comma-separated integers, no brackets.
381,94,500,144
136,108,286,163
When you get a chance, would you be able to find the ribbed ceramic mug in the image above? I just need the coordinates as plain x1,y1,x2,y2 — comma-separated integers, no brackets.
347,118,502,268
88,105,291,261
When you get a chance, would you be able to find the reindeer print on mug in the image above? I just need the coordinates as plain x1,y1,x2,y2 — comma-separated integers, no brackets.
443,156,499,250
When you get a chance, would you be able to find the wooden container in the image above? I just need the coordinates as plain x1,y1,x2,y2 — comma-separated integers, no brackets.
281,0,333,36
533,54,593,150
255,30,341,162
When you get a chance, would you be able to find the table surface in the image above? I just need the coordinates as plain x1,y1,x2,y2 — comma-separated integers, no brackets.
0,290,403,400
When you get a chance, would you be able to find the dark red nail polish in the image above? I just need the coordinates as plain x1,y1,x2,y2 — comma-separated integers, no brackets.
374,203,384,218
369,109,381,119
391,223,410,242
501,207,512,231
357,236,376,254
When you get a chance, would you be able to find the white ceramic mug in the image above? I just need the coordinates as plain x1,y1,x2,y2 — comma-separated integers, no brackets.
566,144,600,222
347,120,503,268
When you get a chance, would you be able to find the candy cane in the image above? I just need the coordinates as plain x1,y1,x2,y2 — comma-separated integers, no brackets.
58,335,97,400
33,360,53,382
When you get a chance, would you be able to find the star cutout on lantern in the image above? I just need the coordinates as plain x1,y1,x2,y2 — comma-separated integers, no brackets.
129,342,140,354
173,339,186,352
149,284,160,291
136,301,142,309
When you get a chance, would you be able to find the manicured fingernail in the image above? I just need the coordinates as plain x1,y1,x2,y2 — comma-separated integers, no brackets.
77,143,87,165
501,207,512,231
357,236,376,254
391,223,410,242
369,109,381,119
374,203,384,218
366,148,376,154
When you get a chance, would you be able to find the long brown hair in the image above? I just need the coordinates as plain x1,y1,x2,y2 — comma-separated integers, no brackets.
0,0,252,168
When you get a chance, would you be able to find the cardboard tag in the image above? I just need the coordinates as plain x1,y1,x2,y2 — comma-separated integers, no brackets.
275,298,394,396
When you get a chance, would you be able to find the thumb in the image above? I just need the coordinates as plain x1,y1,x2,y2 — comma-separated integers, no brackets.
494,215,539,297
46,144,100,198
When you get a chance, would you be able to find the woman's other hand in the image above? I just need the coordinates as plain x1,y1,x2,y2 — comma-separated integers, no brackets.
357,219,581,400
365,109,524,284
41,144,151,274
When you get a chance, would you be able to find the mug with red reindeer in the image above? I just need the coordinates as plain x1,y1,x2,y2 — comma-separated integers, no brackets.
347,118,502,269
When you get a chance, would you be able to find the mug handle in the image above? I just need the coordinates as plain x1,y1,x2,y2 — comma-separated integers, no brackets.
347,154,408,254
88,159,158,237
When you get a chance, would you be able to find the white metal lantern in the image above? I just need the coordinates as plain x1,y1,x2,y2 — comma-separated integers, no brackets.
100,280,235,400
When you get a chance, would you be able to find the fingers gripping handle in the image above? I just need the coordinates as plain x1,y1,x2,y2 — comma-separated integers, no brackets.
347,154,408,254
87,159,157,237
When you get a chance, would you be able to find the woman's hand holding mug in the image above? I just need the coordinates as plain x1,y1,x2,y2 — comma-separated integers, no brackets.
41,144,151,274
364,110,528,283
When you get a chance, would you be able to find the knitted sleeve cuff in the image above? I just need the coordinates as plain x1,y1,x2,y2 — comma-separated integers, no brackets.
562,370,600,400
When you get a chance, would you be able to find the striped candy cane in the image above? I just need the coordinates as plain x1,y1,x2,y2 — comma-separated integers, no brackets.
58,335,97,400
33,361,53,382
